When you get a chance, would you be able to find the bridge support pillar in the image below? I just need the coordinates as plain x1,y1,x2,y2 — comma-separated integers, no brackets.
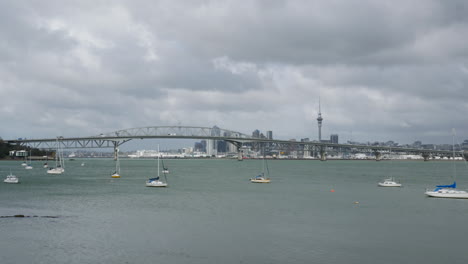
226,140,243,161
237,148,243,161
319,146,327,161
375,151,382,161
422,153,431,161
113,142,118,161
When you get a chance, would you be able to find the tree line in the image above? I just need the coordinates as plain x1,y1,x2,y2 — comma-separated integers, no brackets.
0,138,50,159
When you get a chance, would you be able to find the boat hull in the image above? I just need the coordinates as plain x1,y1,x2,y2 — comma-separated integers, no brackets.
111,174,121,178
4,179,19,184
47,168,64,174
425,190,468,199
378,182,402,187
146,181,167,187
250,179,271,183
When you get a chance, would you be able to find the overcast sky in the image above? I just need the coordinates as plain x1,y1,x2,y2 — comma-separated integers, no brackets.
1,0,468,147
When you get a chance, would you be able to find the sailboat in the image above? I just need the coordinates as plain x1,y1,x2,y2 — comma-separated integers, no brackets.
378,148,401,187
47,138,65,174
111,148,121,178
425,129,468,198
25,151,33,170
43,153,48,168
21,153,27,167
161,158,169,174
250,149,271,183
4,170,19,184
146,146,168,187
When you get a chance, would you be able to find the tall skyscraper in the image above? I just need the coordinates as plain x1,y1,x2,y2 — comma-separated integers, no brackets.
207,126,221,156
267,131,273,140
330,134,338,144
252,129,260,138
317,98,323,141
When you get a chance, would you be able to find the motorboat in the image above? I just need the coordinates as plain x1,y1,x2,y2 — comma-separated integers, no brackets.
378,177,402,187
4,172,19,184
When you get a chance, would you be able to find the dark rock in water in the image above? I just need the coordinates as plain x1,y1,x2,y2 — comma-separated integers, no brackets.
1,214,60,218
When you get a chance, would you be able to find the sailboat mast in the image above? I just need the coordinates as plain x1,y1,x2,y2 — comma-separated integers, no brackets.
157,145,160,177
452,129,457,181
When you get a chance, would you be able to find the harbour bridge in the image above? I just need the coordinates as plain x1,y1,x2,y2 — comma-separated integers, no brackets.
4,125,467,161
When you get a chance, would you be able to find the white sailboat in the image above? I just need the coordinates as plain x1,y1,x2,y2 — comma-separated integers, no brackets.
4,171,19,184
47,138,65,174
43,154,48,168
146,146,168,187
378,149,401,187
161,157,169,174
111,148,121,178
425,129,468,199
250,149,271,183
25,152,33,170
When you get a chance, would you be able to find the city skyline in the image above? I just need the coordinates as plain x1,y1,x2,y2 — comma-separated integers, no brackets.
1,1,468,145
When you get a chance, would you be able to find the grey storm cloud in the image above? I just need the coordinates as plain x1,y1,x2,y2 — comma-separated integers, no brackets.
1,0,468,145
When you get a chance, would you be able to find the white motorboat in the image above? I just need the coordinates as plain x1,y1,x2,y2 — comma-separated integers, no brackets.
425,129,468,199
43,162,48,168
378,148,402,187
4,172,19,184
378,177,402,187
146,145,168,187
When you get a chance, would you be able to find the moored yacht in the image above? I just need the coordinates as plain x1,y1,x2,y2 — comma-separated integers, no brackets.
4,172,19,184
378,177,401,187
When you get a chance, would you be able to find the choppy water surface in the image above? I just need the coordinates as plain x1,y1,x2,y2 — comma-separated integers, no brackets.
1,159,468,264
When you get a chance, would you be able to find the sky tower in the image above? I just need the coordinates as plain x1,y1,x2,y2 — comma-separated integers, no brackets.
317,98,323,141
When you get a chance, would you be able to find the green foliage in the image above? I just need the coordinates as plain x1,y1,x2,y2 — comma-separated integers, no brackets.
0,138,48,159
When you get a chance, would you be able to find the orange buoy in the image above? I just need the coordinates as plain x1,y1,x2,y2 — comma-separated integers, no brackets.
330,189,335,192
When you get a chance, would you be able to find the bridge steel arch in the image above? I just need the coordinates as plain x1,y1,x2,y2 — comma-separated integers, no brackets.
5,125,467,161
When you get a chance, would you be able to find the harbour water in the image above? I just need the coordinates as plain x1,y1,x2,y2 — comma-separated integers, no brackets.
1,159,468,264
